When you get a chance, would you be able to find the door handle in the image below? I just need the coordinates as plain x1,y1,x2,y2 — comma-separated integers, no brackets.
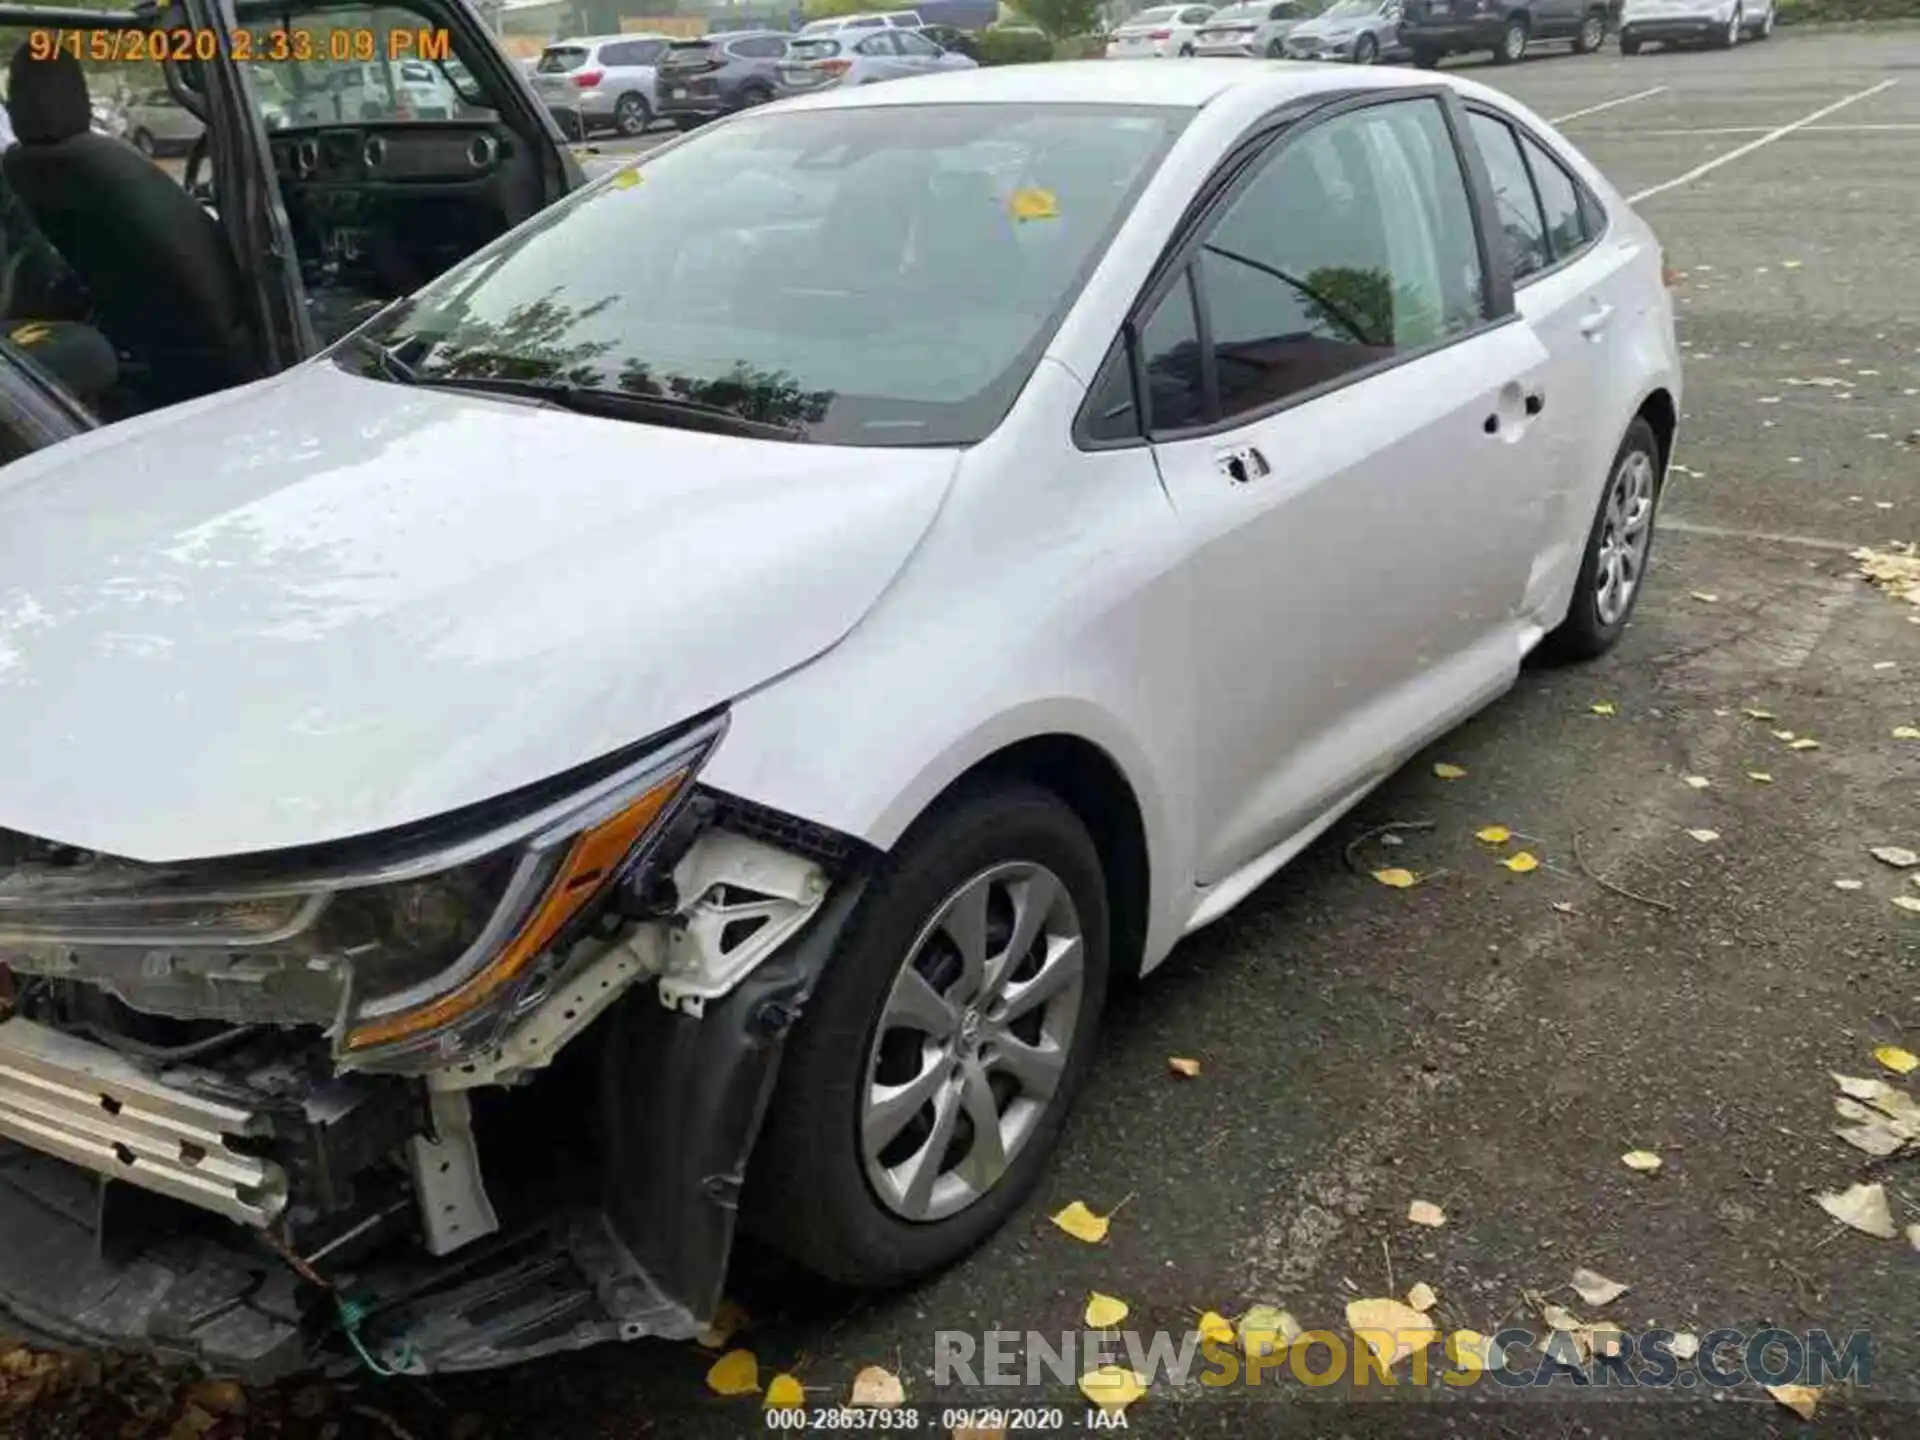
1216,445,1270,485
1579,303,1615,340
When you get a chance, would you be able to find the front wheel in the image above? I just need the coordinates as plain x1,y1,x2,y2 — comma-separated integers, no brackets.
1410,43,1441,66
1494,16,1528,62
1755,3,1774,36
1538,417,1663,665
1713,6,1741,45
1266,36,1287,56
1353,32,1379,62
1573,9,1605,50
1178,41,1196,54
131,128,156,156
745,784,1111,1287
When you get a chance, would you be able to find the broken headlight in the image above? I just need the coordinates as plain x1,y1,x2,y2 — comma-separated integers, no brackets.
0,716,725,1070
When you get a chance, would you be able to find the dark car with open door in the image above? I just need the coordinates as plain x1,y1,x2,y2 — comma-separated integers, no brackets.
0,0,583,454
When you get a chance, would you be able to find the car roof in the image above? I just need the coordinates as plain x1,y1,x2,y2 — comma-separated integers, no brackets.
551,33,672,45
778,57,1410,110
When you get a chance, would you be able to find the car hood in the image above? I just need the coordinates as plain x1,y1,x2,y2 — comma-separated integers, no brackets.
1293,18,1363,35
0,363,958,862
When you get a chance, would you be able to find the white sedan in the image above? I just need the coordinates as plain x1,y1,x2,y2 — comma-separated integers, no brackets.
0,60,1677,1370
1106,2,1218,56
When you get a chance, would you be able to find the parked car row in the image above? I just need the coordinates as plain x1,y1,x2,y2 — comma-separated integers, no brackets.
534,15,978,138
1102,0,1772,64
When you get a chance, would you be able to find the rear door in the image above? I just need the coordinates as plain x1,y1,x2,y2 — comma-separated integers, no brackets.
1126,92,1552,881
852,30,910,78
891,27,950,71
1466,106,1643,626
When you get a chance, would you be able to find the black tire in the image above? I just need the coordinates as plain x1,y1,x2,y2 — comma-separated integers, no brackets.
1620,31,1642,52
1410,43,1442,66
1493,14,1528,62
131,128,155,156
1266,36,1286,56
1353,32,1379,62
1754,3,1774,37
745,783,1112,1288
1538,417,1663,665
614,92,650,136
1712,5,1740,45
1178,41,1196,54
736,83,774,108
1572,8,1605,51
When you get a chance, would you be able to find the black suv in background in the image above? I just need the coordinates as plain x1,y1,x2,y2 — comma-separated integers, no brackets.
1397,0,1608,64
656,30,792,127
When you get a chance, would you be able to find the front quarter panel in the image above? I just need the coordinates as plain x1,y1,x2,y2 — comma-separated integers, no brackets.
701,360,1202,969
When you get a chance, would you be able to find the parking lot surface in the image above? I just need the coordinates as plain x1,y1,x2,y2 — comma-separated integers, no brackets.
18,27,1920,1440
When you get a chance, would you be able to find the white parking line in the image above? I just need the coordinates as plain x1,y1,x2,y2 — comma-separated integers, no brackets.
1549,86,1668,123
1627,79,1899,203
1608,122,1920,137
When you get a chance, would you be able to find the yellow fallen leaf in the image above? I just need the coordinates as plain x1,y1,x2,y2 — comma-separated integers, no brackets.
1502,851,1540,873
1432,762,1467,779
1051,1200,1110,1243
1078,1366,1147,1414
1406,1282,1437,1312
1892,725,1920,740
1747,771,1773,783
1781,258,1803,269
1475,825,1511,844
1895,896,1920,914
1621,1149,1662,1173
1835,878,1865,891
1167,1056,1201,1078
1870,846,1920,868
1085,1292,1130,1328
1570,1268,1629,1306
849,1365,904,1408
1237,1303,1301,1357
706,1349,760,1397
1788,737,1821,751
1196,1310,1235,1345
697,1298,750,1349
764,1374,806,1410
1771,729,1797,741
1689,591,1718,602
610,167,641,190
1767,1384,1820,1420
1008,186,1059,223
1874,1045,1918,1074
1590,702,1615,716
1346,1297,1438,1370
1682,775,1710,789
1686,829,1720,843
1372,867,1419,888
1814,1181,1896,1238
1742,708,1776,720
1407,1199,1446,1227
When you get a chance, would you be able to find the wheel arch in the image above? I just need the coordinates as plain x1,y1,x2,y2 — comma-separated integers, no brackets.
1636,385,1678,479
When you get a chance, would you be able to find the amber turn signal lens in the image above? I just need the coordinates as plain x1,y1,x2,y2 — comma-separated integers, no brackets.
344,769,689,1052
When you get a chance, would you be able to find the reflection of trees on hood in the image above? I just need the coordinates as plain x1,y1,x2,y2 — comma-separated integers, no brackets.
615,359,834,430
424,290,618,384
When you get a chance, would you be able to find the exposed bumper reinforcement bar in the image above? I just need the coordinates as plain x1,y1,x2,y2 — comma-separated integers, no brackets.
0,1016,285,1226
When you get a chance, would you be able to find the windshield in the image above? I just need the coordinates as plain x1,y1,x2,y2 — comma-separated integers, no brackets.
1322,0,1379,15
350,104,1187,446
538,45,590,71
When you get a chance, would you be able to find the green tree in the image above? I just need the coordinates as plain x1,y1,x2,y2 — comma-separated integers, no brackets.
1009,0,1104,39
804,0,875,17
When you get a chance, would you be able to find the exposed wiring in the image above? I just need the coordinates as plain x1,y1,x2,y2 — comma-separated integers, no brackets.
74,1020,259,1062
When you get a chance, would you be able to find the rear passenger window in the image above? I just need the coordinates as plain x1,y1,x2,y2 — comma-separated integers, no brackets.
1193,97,1486,421
1468,111,1550,283
856,32,899,53
1519,133,1590,261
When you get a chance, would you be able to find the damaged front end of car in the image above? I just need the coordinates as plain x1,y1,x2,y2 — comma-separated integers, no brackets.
0,709,869,1379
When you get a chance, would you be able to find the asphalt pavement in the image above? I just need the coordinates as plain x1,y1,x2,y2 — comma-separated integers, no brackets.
18,26,1920,1440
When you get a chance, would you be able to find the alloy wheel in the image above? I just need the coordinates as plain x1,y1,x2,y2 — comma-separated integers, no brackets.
1594,449,1656,627
1502,20,1527,60
861,861,1087,1223
1579,13,1602,48
615,95,648,135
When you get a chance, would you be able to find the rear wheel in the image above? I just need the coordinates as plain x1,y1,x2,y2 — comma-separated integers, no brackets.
1620,31,1643,52
1178,41,1196,54
614,91,650,136
1353,32,1379,62
1538,417,1663,665
1573,8,1605,50
736,83,773,107
1755,2,1774,35
1713,5,1741,45
746,784,1111,1287
1494,15,1528,62
1410,43,1442,65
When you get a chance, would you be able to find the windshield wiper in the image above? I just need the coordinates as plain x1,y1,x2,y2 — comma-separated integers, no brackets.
342,332,421,385
405,375,811,442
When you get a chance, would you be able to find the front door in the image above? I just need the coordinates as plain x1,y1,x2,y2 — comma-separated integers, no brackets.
1139,94,1553,883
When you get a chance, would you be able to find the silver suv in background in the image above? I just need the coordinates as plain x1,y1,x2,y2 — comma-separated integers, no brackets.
776,26,975,92
656,30,792,128
533,33,673,139
1190,0,1318,56
796,10,926,35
